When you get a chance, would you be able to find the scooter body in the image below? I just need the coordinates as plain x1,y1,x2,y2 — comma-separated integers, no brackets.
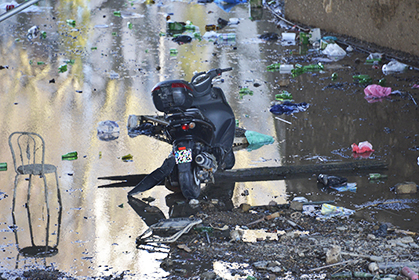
128,68,235,199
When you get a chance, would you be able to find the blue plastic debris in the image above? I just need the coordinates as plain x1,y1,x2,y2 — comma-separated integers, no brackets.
270,101,309,115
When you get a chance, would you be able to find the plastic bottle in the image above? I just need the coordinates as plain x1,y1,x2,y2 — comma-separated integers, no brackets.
401,267,419,280
0,162,7,171
62,151,78,161
217,33,236,45
332,72,338,80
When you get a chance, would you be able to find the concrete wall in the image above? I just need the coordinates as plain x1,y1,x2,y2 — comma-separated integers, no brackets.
284,0,419,57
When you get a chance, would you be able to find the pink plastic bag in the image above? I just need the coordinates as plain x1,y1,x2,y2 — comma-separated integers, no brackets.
351,141,374,154
364,84,392,98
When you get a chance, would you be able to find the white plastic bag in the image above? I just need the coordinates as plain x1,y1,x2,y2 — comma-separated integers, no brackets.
382,60,408,75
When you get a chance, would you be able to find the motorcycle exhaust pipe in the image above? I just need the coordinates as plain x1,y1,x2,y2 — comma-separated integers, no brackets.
195,153,217,170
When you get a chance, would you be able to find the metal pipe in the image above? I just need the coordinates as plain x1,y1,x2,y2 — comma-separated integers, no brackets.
0,0,41,23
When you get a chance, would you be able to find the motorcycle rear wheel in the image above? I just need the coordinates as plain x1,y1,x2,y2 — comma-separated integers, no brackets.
178,164,201,199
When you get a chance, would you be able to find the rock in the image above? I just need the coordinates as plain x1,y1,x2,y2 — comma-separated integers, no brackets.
290,201,303,211
201,271,217,279
394,182,417,194
326,245,342,264
240,203,252,212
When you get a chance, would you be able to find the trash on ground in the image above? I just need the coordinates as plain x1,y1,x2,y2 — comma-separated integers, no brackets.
275,90,293,101
122,154,133,162
136,217,202,244
58,64,68,73
317,174,347,188
382,60,408,75
270,101,309,115
320,203,355,218
369,173,388,180
401,266,419,280
281,32,296,45
351,141,374,154
239,87,253,99
0,162,7,171
66,19,76,27
322,43,346,60
267,63,294,73
216,33,236,45
331,183,357,193
353,74,373,85
364,84,392,99
62,151,78,161
291,63,324,77
172,34,192,44
27,25,39,40
244,130,274,151
393,182,417,194
259,32,279,41
97,120,120,141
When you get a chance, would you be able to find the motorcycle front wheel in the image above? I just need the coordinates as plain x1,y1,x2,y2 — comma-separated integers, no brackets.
178,163,201,199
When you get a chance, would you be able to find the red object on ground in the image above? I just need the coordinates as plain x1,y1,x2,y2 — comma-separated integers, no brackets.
402,266,419,280
351,141,374,154
364,84,391,98
6,4,15,11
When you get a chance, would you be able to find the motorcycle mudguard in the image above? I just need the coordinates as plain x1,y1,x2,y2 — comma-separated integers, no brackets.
128,155,176,196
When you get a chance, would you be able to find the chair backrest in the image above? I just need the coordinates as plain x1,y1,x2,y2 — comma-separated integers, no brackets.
8,132,46,175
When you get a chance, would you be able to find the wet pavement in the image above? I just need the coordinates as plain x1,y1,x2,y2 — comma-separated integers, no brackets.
0,0,418,279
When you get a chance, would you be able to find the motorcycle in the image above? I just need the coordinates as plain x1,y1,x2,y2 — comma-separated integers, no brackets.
127,67,237,199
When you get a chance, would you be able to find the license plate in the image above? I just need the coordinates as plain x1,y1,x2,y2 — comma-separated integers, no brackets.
175,148,192,164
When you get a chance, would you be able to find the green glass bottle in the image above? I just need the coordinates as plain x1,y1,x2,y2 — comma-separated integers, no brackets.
369,173,388,180
267,63,281,71
353,74,372,84
0,162,7,171
353,271,375,278
275,90,293,101
62,151,78,161
331,271,352,278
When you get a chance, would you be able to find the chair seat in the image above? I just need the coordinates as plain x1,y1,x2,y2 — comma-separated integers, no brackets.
17,164,57,175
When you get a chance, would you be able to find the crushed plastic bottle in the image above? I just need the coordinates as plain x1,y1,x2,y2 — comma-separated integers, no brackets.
27,25,39,40
97,120,120,141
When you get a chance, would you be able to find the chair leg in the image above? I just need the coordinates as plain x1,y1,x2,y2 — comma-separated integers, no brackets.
54,171,62,247
27,174,36,247
42,174,51,249
11,175,20,249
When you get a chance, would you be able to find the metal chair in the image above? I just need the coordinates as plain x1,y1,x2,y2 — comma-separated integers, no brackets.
8,132,62,258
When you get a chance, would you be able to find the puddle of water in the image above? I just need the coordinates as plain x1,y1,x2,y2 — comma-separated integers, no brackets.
0,0,418,278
